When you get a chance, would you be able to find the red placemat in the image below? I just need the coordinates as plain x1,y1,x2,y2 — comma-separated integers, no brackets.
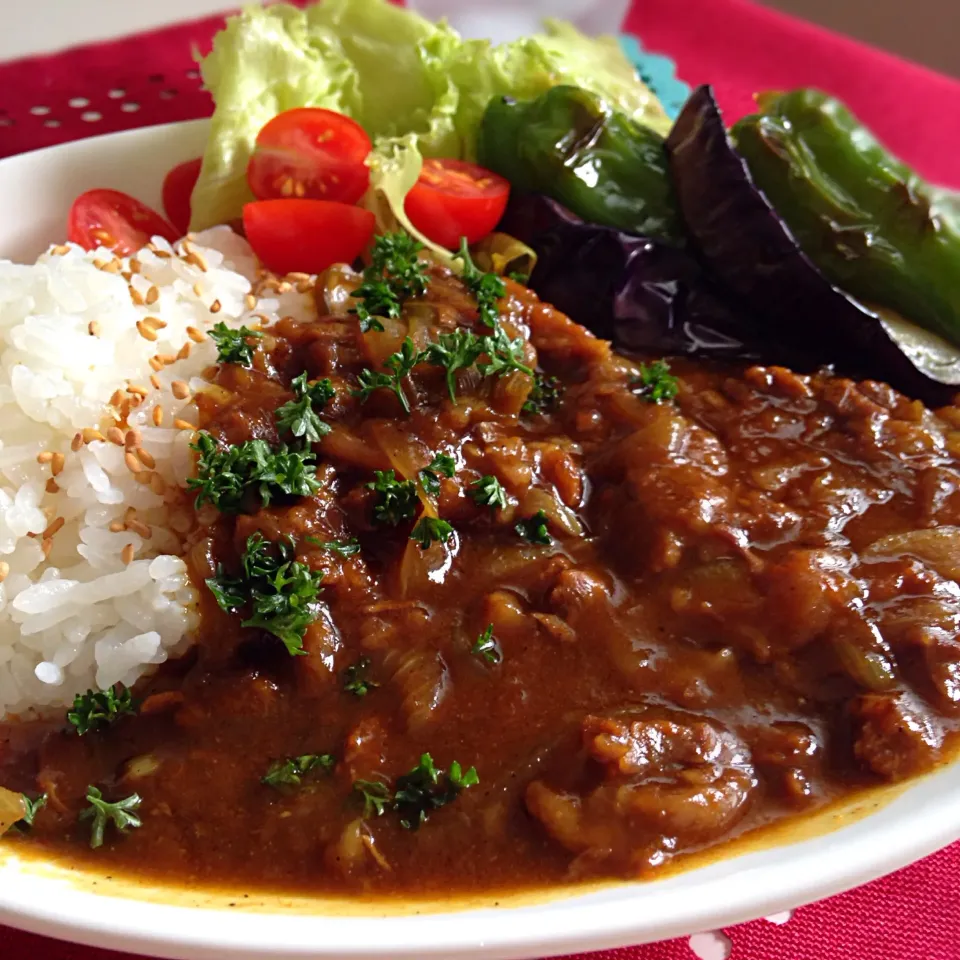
1,2,960,959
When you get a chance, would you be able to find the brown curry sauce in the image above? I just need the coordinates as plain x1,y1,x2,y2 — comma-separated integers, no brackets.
2,265,959,896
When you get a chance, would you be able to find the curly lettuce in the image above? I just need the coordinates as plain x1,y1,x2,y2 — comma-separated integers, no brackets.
190,0,670,247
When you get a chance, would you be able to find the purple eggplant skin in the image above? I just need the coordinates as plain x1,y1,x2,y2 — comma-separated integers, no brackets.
664,84,956,407
499,193,778,362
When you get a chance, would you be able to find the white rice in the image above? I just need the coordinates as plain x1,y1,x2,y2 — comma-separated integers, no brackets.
0,227,314,718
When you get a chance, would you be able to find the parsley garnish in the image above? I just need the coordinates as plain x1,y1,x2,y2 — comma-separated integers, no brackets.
188,433,319,514
394,753,479,831
354,337,422,414
67,685,136,736
470,475,507,510
80,787,142,849
205,533,324,656
276,372,335,443
209,322,263,366
507,271,530,284
515,510,552,545
342,657,379,698
455,238,506,330
262,754,335,788
304,536,361,557
472,625,501,664
478,327,533,378
522,374,562,415
352,754,478,829
421,329,484,402
366,470,417,526
410,516,455,549
351,233,429,333
632,360,679,403
353,779,393,818
419,452,456,496
16,793,47,830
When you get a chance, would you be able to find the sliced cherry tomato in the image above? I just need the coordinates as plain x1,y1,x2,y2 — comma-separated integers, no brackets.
68,189,179,256
243,199,376,275
162,157,202,236
404,158,510,250
247,108,372,205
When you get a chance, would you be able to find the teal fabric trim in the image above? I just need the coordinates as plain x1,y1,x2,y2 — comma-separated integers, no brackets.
619,34,690,119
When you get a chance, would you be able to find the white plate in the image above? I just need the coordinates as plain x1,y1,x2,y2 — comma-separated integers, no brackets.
0,121,958,960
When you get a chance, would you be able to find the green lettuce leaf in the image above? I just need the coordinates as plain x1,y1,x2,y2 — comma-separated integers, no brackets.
190,0,669,240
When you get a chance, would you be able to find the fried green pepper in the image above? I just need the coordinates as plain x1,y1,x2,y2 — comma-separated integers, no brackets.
477,84,683,244
732,88,960,348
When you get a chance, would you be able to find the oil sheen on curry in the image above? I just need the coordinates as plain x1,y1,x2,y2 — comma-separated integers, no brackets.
2,246,960,897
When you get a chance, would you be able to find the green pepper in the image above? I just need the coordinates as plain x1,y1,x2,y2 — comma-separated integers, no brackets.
732,88,960,349
477,85,683,244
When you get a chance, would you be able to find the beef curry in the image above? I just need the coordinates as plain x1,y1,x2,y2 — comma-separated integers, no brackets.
2,246,959,897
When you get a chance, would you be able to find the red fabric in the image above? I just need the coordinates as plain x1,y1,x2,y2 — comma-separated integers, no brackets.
2,2,960,958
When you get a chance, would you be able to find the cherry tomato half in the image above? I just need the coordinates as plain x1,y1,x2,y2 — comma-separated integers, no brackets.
242,199,376,275
404,158,510,250
68,189,179,256
247,108,373,206
162,157,203,236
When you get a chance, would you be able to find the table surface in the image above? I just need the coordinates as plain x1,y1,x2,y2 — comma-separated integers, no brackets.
1,2,960,959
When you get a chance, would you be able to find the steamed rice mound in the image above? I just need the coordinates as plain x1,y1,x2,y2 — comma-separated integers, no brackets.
0,227,312,718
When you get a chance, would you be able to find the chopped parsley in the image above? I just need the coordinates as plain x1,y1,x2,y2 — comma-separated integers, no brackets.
410,516,455,549
455,238,506,330
275,372,335,443
80,787,142,849
470,475,507,510
20,792,47,827
67,685,136,736
478,327,533,379
366,470,418,526
342,657,379,698
353,779,393,818
188,433,319,514
515,509,552,545
352,753,478,829
354,336,422,414
507,270,530,284
471,625,501,664
305,536,361,557
262,754,335,788
632,360,679,403
419,452,456,496
522,374,562,415
351,233,429,333
205,533,324,656
421,329,484,402
394,753,479,831
209,322,263,366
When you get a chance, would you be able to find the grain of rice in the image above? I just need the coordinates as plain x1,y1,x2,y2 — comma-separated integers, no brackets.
50,244,70,256
173,418,194,431
124,451,143,474
70,432,84,452
0,562,9,583
145,285,160,305
128,285,145,306
41,538,53,559
36,451,54,465
127,384,150,397
149,374,161,390
134,471,154,486
121,544,135,564
149,356,164,372
108,521,125,533
127,518,152,539
186,326,207,342
177,342,192,361
125,429,142,449
45,479,59,494
171,380,190,400
151,474,168,496
88,321,101,336
152,406,164,427
210,299,222,314
136,448,156,469
51,452,65,476
144,316,167,330
82,428,104,444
